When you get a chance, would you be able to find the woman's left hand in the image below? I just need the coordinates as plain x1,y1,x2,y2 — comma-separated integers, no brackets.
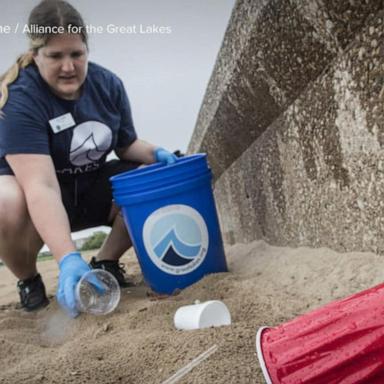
154,147,178,165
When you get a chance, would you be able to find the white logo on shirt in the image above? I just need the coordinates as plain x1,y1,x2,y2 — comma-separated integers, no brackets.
70,121,113,166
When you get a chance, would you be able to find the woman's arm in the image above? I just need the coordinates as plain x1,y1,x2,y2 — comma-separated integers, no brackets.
115,138,177,165
5,153,76,262
115,138,157,164
7,153,93,317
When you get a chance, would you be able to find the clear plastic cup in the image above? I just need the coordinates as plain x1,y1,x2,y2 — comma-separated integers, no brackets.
75,270,121,315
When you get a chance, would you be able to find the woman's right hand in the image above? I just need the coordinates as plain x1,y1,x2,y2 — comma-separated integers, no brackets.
57,251,91,317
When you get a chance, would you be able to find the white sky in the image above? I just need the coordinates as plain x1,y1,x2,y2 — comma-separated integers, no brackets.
0,0,235,245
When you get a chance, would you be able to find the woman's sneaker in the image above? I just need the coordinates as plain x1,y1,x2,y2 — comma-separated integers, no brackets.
17,273,49,311
89,257,132,287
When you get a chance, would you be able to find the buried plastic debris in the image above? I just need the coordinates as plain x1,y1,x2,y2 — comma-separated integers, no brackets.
256,282,384,383
161,345,218,384
174,300,231,330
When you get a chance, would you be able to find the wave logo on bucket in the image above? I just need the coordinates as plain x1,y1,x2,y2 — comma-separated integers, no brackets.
143,205,209,275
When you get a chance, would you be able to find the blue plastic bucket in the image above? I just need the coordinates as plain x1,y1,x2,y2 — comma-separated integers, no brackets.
110,154,228,294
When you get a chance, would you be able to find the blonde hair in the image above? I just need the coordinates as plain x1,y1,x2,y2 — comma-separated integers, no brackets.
0,52,35,110
0,0,88,110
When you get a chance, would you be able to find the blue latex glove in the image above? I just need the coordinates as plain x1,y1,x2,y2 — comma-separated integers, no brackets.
154,147,178,165
57,251,90,318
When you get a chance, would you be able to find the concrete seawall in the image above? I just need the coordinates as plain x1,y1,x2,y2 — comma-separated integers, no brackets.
188,0,384,253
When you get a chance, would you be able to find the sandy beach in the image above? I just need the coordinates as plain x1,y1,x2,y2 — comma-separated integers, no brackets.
0,241,383,383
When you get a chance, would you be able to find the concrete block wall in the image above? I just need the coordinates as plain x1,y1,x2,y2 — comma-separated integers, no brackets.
188,0,384,253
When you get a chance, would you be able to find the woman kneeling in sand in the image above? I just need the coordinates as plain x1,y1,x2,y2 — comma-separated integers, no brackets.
0,0,176,317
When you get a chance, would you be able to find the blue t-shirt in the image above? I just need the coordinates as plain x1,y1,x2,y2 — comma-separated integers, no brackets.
0,62,137,178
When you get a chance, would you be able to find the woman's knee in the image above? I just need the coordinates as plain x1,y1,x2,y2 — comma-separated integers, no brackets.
0,176,29,232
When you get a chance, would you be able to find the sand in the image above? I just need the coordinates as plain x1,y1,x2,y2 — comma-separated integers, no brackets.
0,241,383,384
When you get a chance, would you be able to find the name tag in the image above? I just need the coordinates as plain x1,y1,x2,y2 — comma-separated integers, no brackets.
49,113,76,133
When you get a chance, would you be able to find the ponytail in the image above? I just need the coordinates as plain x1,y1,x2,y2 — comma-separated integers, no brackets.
0,51,34,110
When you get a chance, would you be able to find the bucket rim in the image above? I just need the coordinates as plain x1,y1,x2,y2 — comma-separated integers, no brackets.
256,326,273,384
110,153,207,184
113,171,211,207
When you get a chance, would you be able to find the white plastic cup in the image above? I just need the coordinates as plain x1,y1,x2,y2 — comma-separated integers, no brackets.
75,270,121,315
174,300,231,330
